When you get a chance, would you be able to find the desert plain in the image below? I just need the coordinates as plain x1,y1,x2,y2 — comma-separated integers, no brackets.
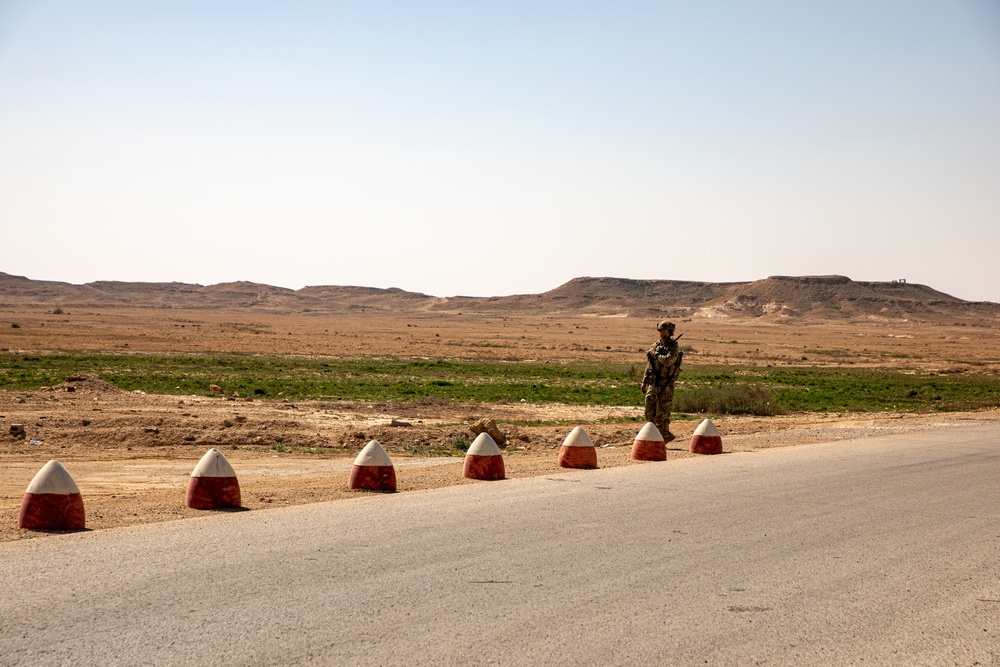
3,291,1000,543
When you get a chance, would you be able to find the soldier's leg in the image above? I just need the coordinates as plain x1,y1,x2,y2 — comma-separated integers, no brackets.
648,402,671,442
658,388,676,443
656,418,675,443
644,390,658,424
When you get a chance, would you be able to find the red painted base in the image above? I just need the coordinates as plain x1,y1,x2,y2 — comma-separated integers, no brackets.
690,435,723,455
463,454,505,480
558,446,598,469
186,476,242,509
631,439,666,461
349,465,397,492
18,492,86,530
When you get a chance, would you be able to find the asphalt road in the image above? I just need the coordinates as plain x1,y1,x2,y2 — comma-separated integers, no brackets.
2,424,998,666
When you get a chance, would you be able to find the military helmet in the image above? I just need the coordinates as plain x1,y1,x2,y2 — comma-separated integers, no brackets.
657,320,675,333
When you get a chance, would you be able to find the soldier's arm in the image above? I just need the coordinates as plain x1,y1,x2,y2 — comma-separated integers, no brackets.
640,365,654,392
658,344,681,368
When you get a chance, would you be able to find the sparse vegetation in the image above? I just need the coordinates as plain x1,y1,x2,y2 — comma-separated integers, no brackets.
0,353,642,406
0,353,998,414
675,383,781,416
686,365,1000,413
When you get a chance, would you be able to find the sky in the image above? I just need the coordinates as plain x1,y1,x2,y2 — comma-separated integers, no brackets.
1,1,998,301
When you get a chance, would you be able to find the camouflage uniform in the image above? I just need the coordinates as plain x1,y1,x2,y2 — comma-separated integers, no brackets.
642,328,682,443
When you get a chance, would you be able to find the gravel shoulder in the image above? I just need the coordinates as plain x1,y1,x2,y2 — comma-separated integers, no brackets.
4,379,996,543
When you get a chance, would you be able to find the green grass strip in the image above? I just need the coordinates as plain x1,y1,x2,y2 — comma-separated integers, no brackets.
1,353,998,413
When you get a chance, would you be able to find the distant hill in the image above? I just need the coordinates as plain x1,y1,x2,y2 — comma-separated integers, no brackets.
1,272,997,323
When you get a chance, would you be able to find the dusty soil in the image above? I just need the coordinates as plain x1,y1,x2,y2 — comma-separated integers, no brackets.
3,307,1000,543
3,307,1000,371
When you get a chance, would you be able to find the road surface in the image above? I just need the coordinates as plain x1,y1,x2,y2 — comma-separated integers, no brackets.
2,423,998,665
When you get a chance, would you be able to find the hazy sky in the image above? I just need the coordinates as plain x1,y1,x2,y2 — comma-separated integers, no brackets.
2,1,998,301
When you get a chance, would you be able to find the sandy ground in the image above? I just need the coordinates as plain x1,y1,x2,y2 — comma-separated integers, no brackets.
3,307,1000,372
2,307,999,542
4,378,998,543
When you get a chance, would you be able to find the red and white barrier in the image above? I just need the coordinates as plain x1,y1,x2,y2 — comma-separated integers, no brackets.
463,432,505,481
18,460,86,531
187,448,242,509
558,426,598,469
349,440,397,492
690,419,723,455
631,422,666,461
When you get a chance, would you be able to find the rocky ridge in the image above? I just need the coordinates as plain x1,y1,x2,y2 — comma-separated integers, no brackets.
1,271,996,323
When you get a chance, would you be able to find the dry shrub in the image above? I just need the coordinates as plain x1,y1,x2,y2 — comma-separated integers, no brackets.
675,383,782,416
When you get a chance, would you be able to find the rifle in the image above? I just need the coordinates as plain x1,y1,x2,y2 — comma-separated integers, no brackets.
646,350,660,386
664,349,683,386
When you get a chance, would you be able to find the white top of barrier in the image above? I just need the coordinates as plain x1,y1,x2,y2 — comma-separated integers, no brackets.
467,432,501,457
354,440,393,467
191,448,237,478
635,422,664,442
25,460,81,495
693,419,720,437
562,426,595,448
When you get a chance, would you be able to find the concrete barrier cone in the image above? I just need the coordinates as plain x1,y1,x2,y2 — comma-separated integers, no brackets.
632,422,666,461
463,432,505,481
558,426,598,469
187,448,242,509
690,419,723,455
18,460,86,531
349,440,397,492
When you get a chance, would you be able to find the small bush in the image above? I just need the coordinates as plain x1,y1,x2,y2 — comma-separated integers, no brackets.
675,383,782,416
11,323,20,329
453,437,470,452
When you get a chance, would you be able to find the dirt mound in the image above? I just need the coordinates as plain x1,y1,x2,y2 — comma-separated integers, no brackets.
48,374,129,395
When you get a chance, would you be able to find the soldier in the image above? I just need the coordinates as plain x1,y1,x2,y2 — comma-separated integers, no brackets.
640,320,683,443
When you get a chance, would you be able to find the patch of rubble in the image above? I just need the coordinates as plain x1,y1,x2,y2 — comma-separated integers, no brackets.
47,374,129,395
